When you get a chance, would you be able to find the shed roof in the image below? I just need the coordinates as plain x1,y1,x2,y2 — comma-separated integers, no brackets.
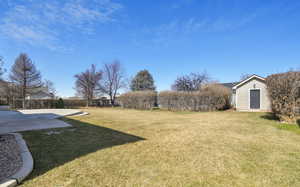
232,74,265,89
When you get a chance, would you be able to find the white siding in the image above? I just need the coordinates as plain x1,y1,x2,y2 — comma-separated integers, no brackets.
231,92,236,107
235,78,271,111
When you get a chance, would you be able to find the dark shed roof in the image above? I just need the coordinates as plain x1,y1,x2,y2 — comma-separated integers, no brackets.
221,82,239,90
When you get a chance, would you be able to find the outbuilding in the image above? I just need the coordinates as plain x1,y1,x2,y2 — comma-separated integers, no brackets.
223,75,271,112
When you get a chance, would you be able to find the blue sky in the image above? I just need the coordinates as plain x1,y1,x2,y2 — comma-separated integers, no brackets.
0,0,300,97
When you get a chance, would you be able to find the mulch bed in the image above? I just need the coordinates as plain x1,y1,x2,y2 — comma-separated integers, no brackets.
0,134,22,182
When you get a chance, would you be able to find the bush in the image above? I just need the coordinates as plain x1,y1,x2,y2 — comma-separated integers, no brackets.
55,98,65,109
266,71,300,123
119,91,157,110
201,83,232,110
159,84,231,111
62,99,87,108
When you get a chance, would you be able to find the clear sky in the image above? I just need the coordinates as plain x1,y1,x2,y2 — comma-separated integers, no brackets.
0,0,299,97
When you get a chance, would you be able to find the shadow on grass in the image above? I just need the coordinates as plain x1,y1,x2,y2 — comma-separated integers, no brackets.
260,113,300,135
261,113,300,127
260,113,280,121
22,117,145,181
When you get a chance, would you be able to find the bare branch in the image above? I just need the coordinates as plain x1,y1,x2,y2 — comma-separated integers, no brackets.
44,79,57,97
172,71,210,91
9,53,42,108
0,56,5,80
74,64,102,107
100,61,126,106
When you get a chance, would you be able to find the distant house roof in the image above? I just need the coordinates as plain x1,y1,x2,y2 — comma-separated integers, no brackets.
221,82,240,90
28,90,53,99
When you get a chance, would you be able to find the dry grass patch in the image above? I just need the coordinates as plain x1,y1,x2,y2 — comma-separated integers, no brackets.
21,108,300,186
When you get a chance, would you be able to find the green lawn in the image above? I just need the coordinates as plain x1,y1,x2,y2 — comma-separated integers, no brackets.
21,108,300,186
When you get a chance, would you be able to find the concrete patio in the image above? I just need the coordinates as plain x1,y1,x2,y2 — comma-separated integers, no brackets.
0,109,83,134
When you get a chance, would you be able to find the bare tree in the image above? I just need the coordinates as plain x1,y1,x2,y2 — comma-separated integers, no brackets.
240,73,252,81
100,61,126,106
10,53,42,109
74,64,102,107
0,80,7,102
5,82,22,107
44,79,57,97
0,56,7,103
172,72,210,91
0,56,5,80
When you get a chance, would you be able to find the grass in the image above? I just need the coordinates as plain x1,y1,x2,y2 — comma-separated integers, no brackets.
260,113,300,135
277,124,300,135
20,108,300,187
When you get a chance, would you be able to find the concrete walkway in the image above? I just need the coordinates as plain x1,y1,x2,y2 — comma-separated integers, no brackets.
0,109,82,134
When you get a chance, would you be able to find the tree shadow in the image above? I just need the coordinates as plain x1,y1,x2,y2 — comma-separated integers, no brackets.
21,117,145,181
261,113,300,127
260,112,279,121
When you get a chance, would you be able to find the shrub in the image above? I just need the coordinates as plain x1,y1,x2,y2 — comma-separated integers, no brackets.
119,91,157,110
201,83,232,110
56,98,65,109
159,84,231,111
266,71,300,123
62,99,87,108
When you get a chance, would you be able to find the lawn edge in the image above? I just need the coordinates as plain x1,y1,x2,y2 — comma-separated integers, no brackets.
0,133,33,187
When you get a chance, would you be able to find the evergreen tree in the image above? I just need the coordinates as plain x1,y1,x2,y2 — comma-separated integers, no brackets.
130,70,156,91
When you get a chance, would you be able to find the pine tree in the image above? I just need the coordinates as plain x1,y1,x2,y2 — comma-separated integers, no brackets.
130,70,156,91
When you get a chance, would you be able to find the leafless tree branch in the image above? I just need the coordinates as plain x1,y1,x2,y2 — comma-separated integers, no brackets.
74,64,102,107
99,61,126,106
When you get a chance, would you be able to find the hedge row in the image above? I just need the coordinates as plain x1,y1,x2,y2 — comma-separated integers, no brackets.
119,84,231,111
118,91,157,110
159,84,231,111
0,98,8,105
266,71,300,123
9,98,112,109
10,99,56,109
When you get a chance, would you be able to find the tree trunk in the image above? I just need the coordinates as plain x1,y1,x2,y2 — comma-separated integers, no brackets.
86,98,90,108
110,96,114,107
22,97,26,109
23,76,26,109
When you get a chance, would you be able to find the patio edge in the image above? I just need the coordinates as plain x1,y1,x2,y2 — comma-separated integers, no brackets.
0,133,33,187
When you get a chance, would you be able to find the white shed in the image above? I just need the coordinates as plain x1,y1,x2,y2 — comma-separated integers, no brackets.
232,75,271,112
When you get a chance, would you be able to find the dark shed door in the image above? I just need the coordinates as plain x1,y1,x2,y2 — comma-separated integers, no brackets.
250,90,260,109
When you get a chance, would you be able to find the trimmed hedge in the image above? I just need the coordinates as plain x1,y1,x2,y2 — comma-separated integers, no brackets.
266,71,300,123
9,98,112,109
119,91,157,110
56,98,65,108
62,99,87,108
0,98,8,105
159,84,231,111
10,99,56,109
